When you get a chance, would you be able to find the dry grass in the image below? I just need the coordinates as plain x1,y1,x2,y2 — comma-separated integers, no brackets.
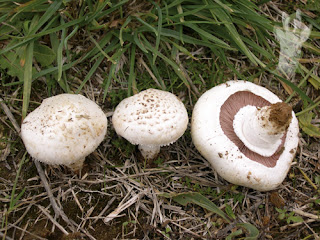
1,1,320,240
1,66,320,239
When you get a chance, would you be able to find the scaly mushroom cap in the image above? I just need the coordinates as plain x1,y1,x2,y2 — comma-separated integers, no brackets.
21,94,108,170
112,89,188,159
191,80,299,191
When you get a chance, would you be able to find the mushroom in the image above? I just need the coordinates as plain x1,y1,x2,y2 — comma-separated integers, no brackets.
112,89,188,160
191,80,299,191
21,94,108,172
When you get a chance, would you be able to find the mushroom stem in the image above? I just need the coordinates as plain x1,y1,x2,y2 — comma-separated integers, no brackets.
138,144,160,160
233,102,292,157
66,158,85,173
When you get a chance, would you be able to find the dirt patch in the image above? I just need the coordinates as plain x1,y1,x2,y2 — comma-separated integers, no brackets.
269,102,292,130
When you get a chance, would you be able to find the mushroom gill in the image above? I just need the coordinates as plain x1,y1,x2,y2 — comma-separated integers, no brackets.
219,91,288,167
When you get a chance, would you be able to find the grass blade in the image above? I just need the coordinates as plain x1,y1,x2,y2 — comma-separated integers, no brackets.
22,41,34,119
119,16,132,46
162,192,230,222
9,152,27,211
96,0,129,19
89,34,116,64
83,0,112,24
152,0,162,64
271,70,314,105
76,54,105,94
57,18,66,84
134,31,148,53
103,61,118,102
184,22,230,48
28,0,62,35
205,0,264,66
10,0,47,21
160,28,235,50
135,16,158,37
128,44,136,97
144,52,166,89
0,17,84,56
237,223,259,240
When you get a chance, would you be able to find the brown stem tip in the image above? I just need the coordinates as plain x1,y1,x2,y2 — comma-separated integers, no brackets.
269,102,292,130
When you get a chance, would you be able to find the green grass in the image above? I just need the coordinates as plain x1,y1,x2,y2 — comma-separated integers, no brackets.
0,2,320,237
1,0,319,136
1,152,27,239
0,1,275,92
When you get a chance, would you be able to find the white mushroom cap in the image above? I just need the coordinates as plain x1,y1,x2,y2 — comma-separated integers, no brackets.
191,80,299,191
21,94,108,171
112,89,188,160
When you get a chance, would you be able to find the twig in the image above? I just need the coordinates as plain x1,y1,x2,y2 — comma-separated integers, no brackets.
169,221,204,239
68,180,84,212
0,231,14,240
0,97,21,134
19,220,29,240
175,56,200,96
79,206,94,229
0,202,34,233
304,221,320,240
138,57,164,89
104,191,145,223
280,219,316,231
298,167,318,190
37,205,69,235
7,223,47,240
293,208,320,220
92,196,116,224
34,161,75,230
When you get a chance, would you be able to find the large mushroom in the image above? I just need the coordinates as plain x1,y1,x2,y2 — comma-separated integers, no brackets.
21,94,108,172
112,89,188,160
191,80,299,191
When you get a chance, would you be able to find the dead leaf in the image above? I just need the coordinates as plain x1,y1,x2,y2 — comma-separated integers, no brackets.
270,191,285,208
262,216,270,226
109,19,125,28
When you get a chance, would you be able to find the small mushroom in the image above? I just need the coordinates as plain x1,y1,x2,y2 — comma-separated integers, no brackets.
21,94,108,172
112,89,188,160
191,80,299,191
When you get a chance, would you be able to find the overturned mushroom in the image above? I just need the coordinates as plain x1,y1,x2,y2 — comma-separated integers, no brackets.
21,94,108,172
191,80,299,191
112,89,188,160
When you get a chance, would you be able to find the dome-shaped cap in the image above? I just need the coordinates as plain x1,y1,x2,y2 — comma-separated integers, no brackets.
21,94,108,169
112,89,188,147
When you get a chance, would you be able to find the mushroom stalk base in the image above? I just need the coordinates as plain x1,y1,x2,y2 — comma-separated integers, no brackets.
138,144,160,160
65,158,85,173
233,103,291,157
